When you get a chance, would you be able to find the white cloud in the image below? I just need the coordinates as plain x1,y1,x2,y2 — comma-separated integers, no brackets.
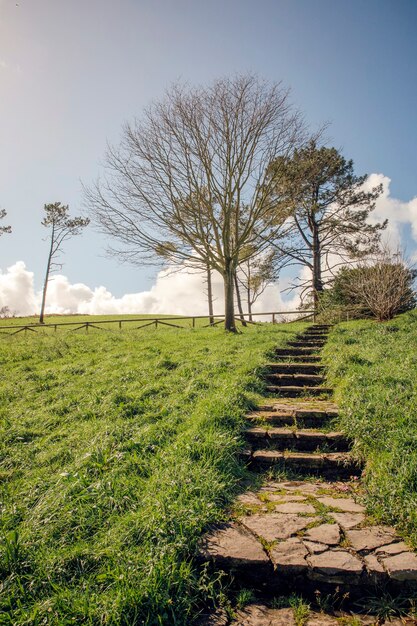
0,262,297,318
0,261,37,315
365,173,417,249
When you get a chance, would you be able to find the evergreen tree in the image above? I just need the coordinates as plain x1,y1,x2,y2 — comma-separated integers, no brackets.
267,141,386,307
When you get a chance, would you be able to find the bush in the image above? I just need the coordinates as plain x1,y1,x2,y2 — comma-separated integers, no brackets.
318,249,416,322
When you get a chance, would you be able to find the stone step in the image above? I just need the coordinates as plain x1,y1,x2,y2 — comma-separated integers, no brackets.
304,326,330,336
274,353,323,362
247,411,299,427
265,363,325,374
266,373,325,387
198,480,417,599
248,402,338,426
300,333,329,341
244,450,361,478
245,427,350,451
308,324,332,329
247,406,337,428
274,348,322,357
266,385,332,397
288,341,326,348
215,605,386,626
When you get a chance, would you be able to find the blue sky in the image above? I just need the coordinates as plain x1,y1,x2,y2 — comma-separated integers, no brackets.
0,0,416,309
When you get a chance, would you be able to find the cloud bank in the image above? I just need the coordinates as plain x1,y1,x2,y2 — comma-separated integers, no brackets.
0,262,299,318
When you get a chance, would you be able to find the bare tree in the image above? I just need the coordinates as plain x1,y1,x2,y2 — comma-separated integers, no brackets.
266,141,386,308
0,209,11,236
334,246,416,321
0,306,13,318
85,75,304,331
39,202,89,324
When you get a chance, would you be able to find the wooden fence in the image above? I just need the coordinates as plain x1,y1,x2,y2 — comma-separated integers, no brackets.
0,310,316,336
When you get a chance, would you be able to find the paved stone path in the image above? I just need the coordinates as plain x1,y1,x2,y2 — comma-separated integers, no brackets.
199,325,417,624
200,605,412,625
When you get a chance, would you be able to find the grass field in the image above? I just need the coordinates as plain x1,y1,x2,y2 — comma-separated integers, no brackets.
0,312,292,333
0,313,225,332
0,320,304,625
323,310,417,547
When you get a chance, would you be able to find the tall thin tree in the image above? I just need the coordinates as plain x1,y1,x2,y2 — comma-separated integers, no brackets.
39,202,89,323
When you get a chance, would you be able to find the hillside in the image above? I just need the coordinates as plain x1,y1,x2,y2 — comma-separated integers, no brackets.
0,322,304,625
2,313,417,624
323,311,417,547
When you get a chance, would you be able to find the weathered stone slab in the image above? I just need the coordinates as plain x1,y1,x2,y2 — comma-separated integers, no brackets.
232,605,296,625
381,551,417,581
364,553,387,584
307,615,375,625
329,512,365,529
246,426,268,438
346,526,397,552
270,537,309,573
374,541,409,556
294,430,326,445
266,494,307,502
241,513,315,542
317,496,365,513
273,502,316,514
268,427,294,440
283,452,325,468
236,491,261,506
199,523,270,577
231,605,378,625
252,450,284,464
303,540,328,554
304,523,340,545
308,549,363,584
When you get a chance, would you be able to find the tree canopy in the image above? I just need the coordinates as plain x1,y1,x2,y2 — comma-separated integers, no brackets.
86,75,305,330
266,141,386,306
0,209,11,236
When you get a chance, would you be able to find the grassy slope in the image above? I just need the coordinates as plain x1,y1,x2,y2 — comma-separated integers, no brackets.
0,322,303,625
323,311,417,547
0,314,219,331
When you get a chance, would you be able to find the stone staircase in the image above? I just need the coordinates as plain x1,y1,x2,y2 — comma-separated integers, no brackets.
242,325,359,479
198,325,417,623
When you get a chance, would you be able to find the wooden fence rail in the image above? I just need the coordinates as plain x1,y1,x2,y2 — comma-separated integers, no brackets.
0,310,316,336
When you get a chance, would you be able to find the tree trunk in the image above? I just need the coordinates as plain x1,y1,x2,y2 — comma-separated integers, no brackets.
312,223,323,311
39,225,55,324
247,289,253,322
206,264,215,326
246,261,253,322
234,270,247,327
224,263,237,332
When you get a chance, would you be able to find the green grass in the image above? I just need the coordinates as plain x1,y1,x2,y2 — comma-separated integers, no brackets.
323,310,417,546
0,321,304,625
